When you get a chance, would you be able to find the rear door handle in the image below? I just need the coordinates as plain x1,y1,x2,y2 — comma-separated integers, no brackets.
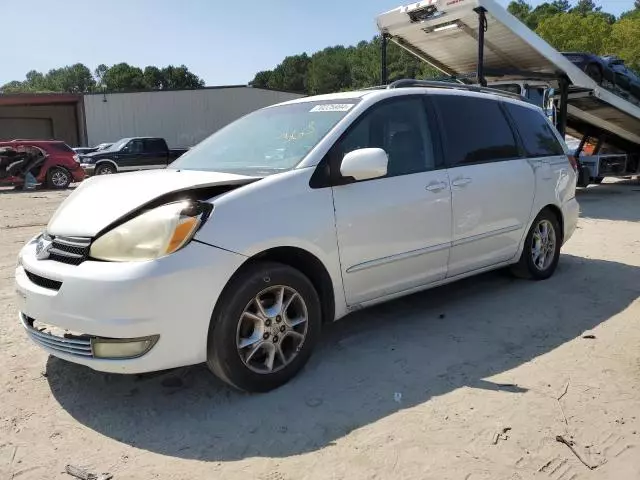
425,181,447,193
451,177,472,187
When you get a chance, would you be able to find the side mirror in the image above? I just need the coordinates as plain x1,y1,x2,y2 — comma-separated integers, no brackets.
340,148,388,181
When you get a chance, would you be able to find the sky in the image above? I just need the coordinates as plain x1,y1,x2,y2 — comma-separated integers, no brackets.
1,0,636,87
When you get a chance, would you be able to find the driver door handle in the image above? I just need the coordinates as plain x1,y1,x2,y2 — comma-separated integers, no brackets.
452,177,472,187
425,181,447,193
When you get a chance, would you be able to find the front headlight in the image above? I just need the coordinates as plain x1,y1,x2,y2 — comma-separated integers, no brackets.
90,201,211,262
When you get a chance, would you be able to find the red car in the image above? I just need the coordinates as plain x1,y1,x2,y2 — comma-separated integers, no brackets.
0,140,85,189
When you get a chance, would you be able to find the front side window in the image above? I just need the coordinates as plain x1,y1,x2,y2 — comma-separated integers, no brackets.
169,100,359,176
336,96,435,177
128,140,144,154
432,95,519,166
505,103,565,158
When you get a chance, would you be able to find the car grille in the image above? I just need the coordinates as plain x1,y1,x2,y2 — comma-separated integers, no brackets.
25,270,62,291
49,236,91,265
21,314,93,357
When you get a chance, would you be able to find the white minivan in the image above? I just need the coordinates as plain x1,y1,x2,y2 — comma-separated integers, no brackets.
15,82,579,392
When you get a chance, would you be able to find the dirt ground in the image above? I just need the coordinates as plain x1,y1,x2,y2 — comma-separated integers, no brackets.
1,180,639,480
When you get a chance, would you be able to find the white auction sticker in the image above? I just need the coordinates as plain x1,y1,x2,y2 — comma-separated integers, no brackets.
310,104,355,112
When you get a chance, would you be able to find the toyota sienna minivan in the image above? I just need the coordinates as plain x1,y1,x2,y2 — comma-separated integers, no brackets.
15,81,579,392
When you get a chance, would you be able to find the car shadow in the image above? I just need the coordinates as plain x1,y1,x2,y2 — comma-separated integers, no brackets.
46,253,640,461
0,186,77,195
577,179,640,222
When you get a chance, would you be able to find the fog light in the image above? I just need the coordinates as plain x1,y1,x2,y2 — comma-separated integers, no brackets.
92,335,159,359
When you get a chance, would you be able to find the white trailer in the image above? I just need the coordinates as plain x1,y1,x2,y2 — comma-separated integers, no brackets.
376,0,640,186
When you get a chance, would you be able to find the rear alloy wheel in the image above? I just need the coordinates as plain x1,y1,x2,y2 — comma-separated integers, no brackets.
95,163,115,175
207,262,321,392
510,210,561,280
46,167,71,189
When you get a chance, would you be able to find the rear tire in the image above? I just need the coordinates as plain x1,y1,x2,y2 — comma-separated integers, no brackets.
510,209,562,281
207,262,322,392
46,167,71,189
592,177,604,184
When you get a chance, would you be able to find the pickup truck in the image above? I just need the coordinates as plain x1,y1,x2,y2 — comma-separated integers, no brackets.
79,137,188,175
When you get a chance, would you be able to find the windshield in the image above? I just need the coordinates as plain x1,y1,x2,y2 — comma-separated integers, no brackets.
107,138,130,152
169,100,359,176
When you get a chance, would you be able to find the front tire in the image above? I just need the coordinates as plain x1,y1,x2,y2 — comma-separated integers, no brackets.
510,210,562,280
95,163,116,175
46,167,71,189
207,262,322,392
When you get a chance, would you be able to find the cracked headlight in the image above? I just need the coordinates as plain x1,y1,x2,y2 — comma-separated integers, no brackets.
90,201,211,262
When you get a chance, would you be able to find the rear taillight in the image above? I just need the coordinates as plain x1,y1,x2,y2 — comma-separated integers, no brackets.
568,155,578,172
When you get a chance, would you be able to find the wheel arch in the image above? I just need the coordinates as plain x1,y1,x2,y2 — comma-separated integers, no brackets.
215,246,336,326
95,159,118,172
540,204,564,242
245,247,336,325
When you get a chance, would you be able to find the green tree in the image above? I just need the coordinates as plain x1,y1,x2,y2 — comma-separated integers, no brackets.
605,17,640,71
250,70,273,88
536,12,612,53
307,46,352,94
0,81,26,93
101,63,145,91
551,0,571,12
143,66,164,89
571,0,600,15
508,0,532,24
267,54,310,93
160,65,205,89
45,64,96,93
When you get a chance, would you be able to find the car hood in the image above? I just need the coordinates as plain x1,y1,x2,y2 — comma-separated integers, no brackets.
47,169,255,237
81,150,114,161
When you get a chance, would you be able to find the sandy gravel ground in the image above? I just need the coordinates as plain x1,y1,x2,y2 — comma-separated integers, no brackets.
1,180,639,480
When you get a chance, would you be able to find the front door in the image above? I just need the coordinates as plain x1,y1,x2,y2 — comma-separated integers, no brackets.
116,139,144,172
431,94,535,277
331,95,452,305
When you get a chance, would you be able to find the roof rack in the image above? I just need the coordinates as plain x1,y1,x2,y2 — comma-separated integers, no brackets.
387,79,525,101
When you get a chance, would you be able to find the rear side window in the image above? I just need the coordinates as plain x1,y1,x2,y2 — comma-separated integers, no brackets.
505,103,565,157
48,143,74,153
432,95,519,166
144,139,166,152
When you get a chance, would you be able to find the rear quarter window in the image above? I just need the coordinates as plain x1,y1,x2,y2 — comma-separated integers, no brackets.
432,95,520,166
48,143,74,153
504,103,565,158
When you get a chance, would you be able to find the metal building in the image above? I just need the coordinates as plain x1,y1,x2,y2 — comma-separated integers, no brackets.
0,86,303,148
83,86,304,148
0,93,85,146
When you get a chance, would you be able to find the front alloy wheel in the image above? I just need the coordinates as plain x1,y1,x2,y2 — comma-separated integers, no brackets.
207,262,321,392
237,285,308,374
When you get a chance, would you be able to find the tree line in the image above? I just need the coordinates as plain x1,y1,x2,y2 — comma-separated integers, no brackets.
0,63,204,94
250,0,640,95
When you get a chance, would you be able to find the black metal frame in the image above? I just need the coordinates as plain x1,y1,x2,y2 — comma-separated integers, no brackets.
379,7,571,136
387,79,524,101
